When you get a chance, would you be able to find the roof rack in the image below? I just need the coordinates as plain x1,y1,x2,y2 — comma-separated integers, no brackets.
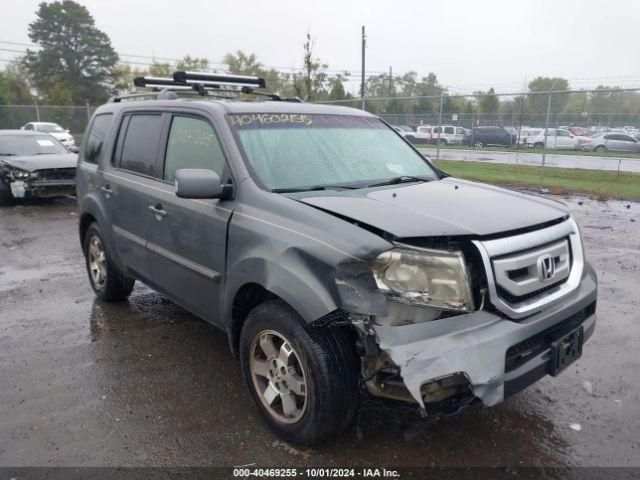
174,71,266,89
109,71,302,103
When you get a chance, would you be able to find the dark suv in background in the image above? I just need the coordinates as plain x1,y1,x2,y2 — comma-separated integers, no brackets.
463,126,517,147
76,72,598,445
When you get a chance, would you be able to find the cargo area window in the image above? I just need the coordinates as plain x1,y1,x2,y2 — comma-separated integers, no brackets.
84,113,113,164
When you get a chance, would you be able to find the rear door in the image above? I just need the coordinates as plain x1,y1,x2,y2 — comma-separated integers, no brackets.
145,113,233,322
103,112,166,282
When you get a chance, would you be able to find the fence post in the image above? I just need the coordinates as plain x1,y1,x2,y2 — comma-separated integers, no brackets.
85,102,91,123
436,94,443,162
540,91,553,190
35,102,40,122
471,110,475,146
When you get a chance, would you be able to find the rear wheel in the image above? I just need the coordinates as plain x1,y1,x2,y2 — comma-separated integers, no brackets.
534,142,545,149
474,141,484,148
438,138,448,145
83,223,134,301
240,300,359,445
594,145,606,152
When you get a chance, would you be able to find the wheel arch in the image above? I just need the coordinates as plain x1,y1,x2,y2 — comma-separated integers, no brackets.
224,257,342,357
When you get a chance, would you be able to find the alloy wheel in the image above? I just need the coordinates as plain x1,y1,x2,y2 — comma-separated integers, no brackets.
249,330,308,424
88,235,107,290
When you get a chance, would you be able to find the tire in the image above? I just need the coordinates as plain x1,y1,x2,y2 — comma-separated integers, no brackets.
83,222,134,302
534,142,545,149
474,142,484,148
594,145,606,152
405,135,415,143
239,299,359,445
438,138,448,145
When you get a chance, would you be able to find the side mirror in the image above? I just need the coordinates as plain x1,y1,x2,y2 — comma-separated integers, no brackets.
175,168,227,199
68,146,79,153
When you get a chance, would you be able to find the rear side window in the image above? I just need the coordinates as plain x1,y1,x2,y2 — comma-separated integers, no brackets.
163,116,226,182
444,126,454,134
84,113,113,164
114,114,163,176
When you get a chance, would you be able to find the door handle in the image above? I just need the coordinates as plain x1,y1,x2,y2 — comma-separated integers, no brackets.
101,184,113,196
148,204,167,218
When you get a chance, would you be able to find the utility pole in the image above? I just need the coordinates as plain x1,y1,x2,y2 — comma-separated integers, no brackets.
360,26,366,111
388,66,393,96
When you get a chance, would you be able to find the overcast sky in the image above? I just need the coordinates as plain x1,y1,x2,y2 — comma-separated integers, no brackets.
2,0,639,94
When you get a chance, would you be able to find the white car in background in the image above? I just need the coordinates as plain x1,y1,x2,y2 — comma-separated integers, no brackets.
524,128,585,149
21,122,76,149
427,125,466,145
392,125,432,143
517,128,543,146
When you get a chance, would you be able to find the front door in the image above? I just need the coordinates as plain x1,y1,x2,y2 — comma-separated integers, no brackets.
145,114,232,323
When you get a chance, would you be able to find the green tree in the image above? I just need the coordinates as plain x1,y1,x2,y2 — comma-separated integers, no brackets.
294,32,328,101
176,55,210,72
147,61,173,77
24,0,119,104
526,76,570,116
477,87,500,114
0,62,36,129
327,73,350,101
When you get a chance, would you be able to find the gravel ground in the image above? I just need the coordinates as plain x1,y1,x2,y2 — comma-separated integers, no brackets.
0,194,638,469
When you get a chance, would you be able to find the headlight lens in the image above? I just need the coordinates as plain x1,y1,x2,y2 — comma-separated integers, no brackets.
372,247,473,311
11,168,31,179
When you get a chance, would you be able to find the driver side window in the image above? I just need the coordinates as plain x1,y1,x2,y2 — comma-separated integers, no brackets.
163,115,226,183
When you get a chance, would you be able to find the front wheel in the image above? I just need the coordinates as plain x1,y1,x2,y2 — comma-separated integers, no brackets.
83,223,134,301
594,145,606,152
240,300,359,445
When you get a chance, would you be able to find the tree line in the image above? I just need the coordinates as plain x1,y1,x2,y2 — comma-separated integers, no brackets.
1,0,639,126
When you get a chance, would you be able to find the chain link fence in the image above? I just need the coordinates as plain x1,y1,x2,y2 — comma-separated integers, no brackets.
1,87,639,200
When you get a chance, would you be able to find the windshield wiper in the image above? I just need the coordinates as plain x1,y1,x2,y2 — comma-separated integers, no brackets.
272,184,361,193
367,175,431,188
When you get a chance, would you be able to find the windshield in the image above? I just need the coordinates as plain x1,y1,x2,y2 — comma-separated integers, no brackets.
231,114,439,191
37,124,64,133
0,134,68,156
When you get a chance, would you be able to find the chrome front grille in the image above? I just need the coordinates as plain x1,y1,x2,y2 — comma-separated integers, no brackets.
473,219,584,319
493,239,570,298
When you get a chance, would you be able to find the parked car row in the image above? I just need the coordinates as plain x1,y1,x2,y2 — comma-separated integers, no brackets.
392,123,640,153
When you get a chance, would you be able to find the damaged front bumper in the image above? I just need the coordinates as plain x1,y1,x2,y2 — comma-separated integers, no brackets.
9,179,76,198
370,263,598,411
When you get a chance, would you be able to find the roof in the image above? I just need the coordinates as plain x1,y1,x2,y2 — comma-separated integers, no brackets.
27,122,60,126
95,97,375,118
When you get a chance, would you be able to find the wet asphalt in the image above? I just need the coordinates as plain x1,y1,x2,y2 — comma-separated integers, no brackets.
0,194,639,468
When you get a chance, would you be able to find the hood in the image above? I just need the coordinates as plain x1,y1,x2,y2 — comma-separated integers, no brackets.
295,177,569,238
1,153,77,172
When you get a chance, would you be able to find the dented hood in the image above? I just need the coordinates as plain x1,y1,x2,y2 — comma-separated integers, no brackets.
0,153,77,172
297,178,568,238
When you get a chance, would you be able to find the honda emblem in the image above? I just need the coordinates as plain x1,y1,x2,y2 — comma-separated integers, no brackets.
537,254,556,281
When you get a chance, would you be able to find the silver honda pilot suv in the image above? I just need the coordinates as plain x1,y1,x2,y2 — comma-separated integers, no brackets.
76,76,597,445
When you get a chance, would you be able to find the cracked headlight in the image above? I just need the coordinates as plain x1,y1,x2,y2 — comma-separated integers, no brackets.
11,168,31,179
372,247,473,311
